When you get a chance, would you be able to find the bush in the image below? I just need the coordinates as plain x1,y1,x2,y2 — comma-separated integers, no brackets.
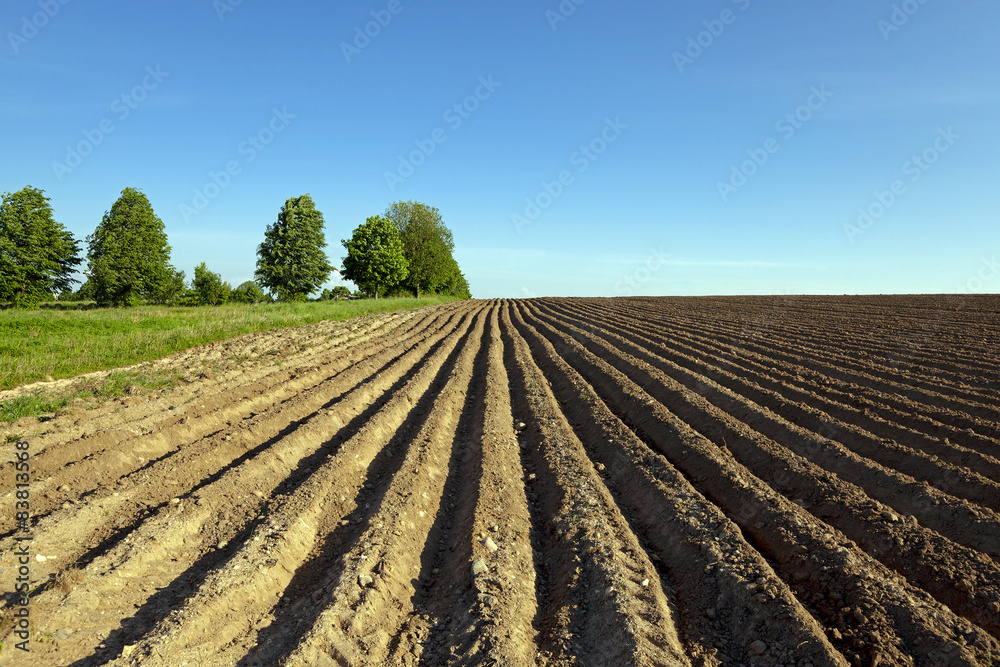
230,281,268,304
192,263,231,306
319,285,352,301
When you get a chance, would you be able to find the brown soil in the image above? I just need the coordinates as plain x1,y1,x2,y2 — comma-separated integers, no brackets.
3,296,999,666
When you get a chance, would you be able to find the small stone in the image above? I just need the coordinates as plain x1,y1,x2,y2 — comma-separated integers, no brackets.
57,627,73,640
750,640,767,655
491,525,499,532
483,537,498,552
705,607,716,619
472,559,488,575
830,628,842,641
35,554,47,563
217,541,228,549
640,578,649,587
115,518,125,525
57,485,69,493
516,422,526,430
358,573,373,588
595,463,605,471
527,474,536,482
62,502,73,510
170,498,180,505
852,608,866,624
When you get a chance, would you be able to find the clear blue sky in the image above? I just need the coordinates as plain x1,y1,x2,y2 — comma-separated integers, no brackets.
2,1,998,298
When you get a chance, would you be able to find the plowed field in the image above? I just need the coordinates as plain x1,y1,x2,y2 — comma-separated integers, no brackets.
4,296,1000,666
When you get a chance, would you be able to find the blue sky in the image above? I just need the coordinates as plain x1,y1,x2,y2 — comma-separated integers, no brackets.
2,0,998,298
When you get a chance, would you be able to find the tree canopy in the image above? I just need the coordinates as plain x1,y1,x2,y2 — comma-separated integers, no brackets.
385,200,457,298
0,186,82,308
255,194,334,301
341,215,409,300
231,281,268,304
86,187,176,307
193,262,232,306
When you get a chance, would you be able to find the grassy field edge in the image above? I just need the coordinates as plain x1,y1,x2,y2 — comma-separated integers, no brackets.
1,297,459,400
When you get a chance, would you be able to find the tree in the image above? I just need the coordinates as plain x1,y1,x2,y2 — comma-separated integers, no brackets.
341,216,408,300
0,186,82,308
439,255,472,299
192,262,231,306
162,268,187,306
385,201,455,298
255,194,333,301
86,187,176,307
319,285,352,301
231,281,267,304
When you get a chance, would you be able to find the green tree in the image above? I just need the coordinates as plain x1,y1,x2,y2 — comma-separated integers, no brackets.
318,285,353,301
86,187,176,307
255,194,333,301
192,262,231,306
439,255,472,299
0,186,82,308
341,216,408,300
231,281,267,304
385,201,455,298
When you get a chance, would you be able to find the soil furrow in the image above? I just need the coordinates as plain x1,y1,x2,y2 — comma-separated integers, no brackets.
518,301,1000,666
1,306,472,598
506,304,840,666
270,307,488,666
5,297,999,666
610,299,1000,429
6,308,476,666
0,307,453,520
98,310,478,667
501,304,691,667
534,303,1000,638
536,301,1000,510
546,298,1000,464
529,302,1000,563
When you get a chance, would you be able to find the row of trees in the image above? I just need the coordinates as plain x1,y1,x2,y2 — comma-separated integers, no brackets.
341,201,469,300
0,186,470,308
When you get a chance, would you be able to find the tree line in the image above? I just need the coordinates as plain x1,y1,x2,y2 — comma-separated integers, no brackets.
0,186,470,308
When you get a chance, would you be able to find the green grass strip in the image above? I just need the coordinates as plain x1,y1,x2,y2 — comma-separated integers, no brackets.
0,297,457,392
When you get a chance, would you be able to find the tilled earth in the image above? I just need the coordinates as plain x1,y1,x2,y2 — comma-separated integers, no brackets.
2,296,1000,666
